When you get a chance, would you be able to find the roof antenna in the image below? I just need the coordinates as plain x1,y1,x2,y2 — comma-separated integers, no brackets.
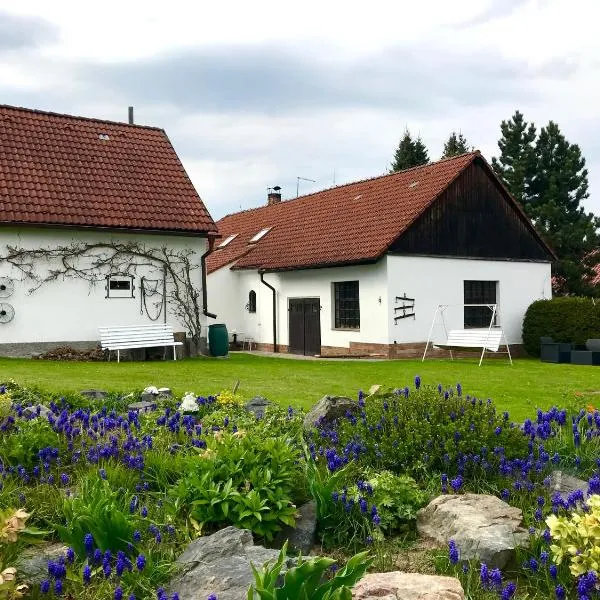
296,176,316,198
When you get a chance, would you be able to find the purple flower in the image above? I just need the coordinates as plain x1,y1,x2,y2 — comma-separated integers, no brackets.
83,564,92,585
448,540,459,565
66,547,75,563
54,579,63,596
549,564,558,579
141,506,148,518
480,563,489,589
450,475,463,492
99,468,107,480
133,530,142,542
500,582,516,599
136,554,146,571
115,587,124,600
60,473,69,486
84,532,94,553
555,584,565,599
40,579,51,594
415,376,421,390
207,595,218,600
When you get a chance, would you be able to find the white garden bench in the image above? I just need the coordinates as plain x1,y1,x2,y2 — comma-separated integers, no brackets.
99,324,183,363
422,304,513,366
428,328,512,366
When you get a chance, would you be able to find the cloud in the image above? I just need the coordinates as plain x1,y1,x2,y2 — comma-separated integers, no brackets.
455,0,530,27
0,11,57,52
78,42,544,117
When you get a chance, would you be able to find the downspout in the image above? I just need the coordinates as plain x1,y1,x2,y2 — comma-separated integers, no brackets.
201,236,217,319
260,271,278,353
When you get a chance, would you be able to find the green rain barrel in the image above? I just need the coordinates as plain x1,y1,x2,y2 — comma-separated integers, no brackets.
208,323,229,357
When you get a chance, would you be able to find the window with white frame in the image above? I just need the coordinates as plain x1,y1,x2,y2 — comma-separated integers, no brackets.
106,274,135,298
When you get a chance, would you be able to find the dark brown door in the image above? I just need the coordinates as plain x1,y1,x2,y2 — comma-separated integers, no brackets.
288,298,321,356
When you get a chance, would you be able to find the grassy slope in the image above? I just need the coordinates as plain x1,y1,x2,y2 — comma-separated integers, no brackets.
1,353,599,421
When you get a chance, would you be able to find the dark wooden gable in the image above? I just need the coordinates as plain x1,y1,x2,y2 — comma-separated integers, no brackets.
389,158,552,261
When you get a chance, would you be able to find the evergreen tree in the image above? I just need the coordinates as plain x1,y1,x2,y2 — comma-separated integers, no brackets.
491,110,537,208
529,121,599,295
390,129,429,172
442,131,471,158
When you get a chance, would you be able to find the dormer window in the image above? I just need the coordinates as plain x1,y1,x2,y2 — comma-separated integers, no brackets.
218,234,238,248
249,227,272,243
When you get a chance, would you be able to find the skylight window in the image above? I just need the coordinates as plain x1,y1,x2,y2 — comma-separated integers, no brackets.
249,227,272,243
218,234,238,248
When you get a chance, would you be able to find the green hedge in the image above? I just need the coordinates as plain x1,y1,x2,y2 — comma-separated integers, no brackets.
522,297,600,356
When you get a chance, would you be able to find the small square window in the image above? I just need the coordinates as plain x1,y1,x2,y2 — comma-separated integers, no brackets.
333,281,360,329
106,275,134,298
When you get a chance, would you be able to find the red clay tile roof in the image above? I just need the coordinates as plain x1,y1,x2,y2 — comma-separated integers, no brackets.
209,151,547,273
0,105,217,234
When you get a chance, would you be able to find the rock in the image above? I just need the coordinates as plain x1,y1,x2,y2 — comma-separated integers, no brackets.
353,572,464,600
79,389,108,399
141,392,158,403
128,400,157,413
22,404,52,419
168,526,293,600
550,470,588,501
17,543,68,585
244,396,272,419
272,501,317,555
158,387,172,397
417,494,528,569
303,395,358,430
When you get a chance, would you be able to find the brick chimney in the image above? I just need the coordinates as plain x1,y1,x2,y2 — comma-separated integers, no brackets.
267,186,282,205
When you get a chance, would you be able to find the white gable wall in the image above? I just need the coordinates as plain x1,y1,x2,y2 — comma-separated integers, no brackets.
208,261,388,349
385,255,552,346
0,227,208,346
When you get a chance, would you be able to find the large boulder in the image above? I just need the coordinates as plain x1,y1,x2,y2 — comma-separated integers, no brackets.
17,543,68,585
168,526,292,600
245,396,272,419
303,395,358,430
550,470,588,502
79,389,108,400
272,501,317,555
353,572,464,600
417,494,528,569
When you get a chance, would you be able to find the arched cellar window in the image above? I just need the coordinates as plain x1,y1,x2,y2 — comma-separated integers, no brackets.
248,290,257,313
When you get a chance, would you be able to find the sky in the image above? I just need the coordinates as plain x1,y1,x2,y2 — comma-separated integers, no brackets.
1,0,599,220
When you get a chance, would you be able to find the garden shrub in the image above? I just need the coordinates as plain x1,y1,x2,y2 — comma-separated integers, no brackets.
308,382,529,480
53,476,139,555
172,430,302,540
249,541,372,600
522,297,600,356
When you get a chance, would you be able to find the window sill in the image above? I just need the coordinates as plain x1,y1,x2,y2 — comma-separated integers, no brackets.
332,328,360,332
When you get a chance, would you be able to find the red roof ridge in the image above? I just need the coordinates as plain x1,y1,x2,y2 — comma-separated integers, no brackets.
221,150,481,219
0,103,164,132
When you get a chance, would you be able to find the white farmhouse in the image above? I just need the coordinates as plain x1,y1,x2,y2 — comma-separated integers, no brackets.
207,152,554,357
0,105,217,356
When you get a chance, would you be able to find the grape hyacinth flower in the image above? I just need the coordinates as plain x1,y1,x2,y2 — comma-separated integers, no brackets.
137,554,146,571
40,579,51,594
555,584,566,599
84,532,94,553
500,582,516,599
448,540,459,565
83,564,92,585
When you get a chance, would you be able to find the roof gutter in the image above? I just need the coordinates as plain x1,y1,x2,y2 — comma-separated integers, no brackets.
201,236,217,319
260,271,278,353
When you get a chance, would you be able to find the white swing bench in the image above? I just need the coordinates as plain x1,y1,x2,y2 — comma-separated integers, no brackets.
422,304,512,366
100,324,183,363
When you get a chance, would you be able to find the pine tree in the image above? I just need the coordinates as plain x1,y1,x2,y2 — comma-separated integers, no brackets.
491,110,537,209
390,130,429,172
442,131,471,158
529,121,599,295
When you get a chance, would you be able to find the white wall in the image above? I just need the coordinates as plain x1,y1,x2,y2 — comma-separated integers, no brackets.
386,255,552,345
208,262,388,349
0,227,208,344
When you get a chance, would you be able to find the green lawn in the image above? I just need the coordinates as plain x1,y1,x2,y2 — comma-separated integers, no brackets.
1,353,599,421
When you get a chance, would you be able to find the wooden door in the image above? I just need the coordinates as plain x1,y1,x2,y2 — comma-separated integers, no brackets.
288,298,321,356
288,299,305,355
